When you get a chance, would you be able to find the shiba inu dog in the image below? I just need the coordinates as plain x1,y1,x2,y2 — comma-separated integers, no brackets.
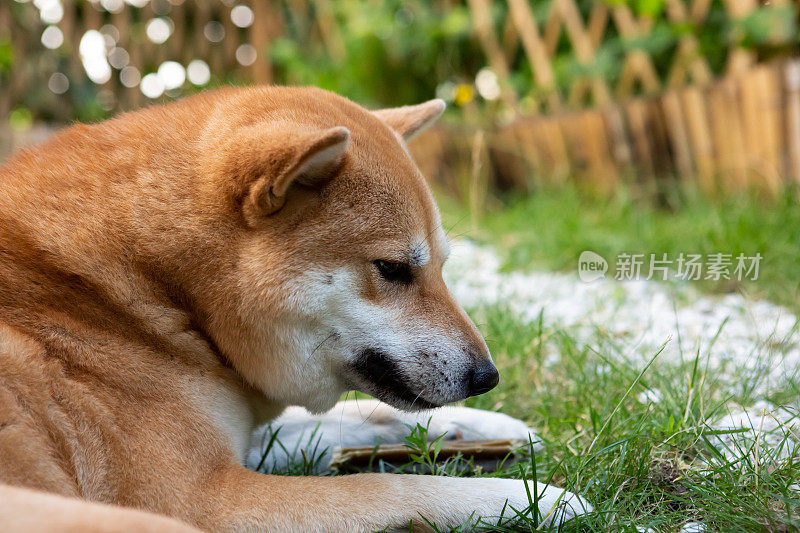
0,87,590,531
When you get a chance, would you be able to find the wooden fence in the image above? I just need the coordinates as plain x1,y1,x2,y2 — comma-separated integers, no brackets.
411,58,800,197
466,0,794,111
3,0,800,195
406,0,800,197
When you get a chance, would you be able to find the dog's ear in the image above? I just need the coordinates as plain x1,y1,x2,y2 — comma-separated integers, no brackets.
372,99,445,141
218,124,350,224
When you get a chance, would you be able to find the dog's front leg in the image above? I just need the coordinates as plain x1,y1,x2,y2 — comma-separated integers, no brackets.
199,465,591,532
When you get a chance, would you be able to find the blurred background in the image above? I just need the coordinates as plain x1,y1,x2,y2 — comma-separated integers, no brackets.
6,0,798,301
2,0,800,198
5,3,800,529
3,0,800,304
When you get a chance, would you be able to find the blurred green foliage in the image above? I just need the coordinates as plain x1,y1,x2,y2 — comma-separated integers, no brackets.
268,0,798,110
268,1,480,107
3,0,799,124
0,38,14,75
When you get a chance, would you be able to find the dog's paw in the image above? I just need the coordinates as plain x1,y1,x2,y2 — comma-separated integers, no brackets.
427,406,541,445
471,478,592,528
419,477,592,531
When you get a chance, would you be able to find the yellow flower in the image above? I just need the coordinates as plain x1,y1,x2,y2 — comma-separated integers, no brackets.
454,84,474,106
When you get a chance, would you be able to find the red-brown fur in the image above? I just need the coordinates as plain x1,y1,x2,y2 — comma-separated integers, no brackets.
0,87,581,531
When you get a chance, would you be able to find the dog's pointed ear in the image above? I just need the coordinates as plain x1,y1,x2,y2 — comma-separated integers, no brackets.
372,99,445,141
219,124,349,224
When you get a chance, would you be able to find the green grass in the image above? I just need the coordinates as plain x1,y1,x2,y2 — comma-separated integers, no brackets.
260,186,800,531
441,186,800,530
460,304,800,531
438,185,800,313
259,303,800,531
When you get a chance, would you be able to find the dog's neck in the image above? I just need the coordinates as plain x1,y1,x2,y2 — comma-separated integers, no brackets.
0,198,279,462
0,108,287,457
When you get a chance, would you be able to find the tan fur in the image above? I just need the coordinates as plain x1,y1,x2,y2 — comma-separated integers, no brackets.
0,87,586,532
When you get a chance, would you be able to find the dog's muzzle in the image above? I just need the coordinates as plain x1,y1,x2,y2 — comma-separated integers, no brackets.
350,348,500,410
351,349,441,409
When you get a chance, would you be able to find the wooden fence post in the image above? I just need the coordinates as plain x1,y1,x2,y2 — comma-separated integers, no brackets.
786,60,800,184
661,90,693,180
250,0,273,84
681,86,716,192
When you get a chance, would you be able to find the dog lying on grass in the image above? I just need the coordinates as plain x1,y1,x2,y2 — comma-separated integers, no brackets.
0,86,590,531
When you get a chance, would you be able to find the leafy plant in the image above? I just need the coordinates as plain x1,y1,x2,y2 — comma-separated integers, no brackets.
403,420,449,476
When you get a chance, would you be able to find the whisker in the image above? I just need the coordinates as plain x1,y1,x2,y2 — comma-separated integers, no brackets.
410,388,427,411
358,399,384,429
338,390,351,449
301,331,337,372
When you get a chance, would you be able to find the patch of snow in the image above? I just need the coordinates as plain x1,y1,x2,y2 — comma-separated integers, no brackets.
678,522,707,533
444,241,800,397
706,402,799,463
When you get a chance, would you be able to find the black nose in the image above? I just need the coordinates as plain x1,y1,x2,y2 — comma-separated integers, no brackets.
468,361,499,396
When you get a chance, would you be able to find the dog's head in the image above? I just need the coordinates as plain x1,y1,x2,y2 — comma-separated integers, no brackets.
199,88,496,413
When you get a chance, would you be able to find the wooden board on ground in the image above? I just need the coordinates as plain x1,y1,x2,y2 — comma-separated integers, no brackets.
330,439,527,474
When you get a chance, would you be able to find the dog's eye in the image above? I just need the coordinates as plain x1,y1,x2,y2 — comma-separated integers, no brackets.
374,260,413,284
